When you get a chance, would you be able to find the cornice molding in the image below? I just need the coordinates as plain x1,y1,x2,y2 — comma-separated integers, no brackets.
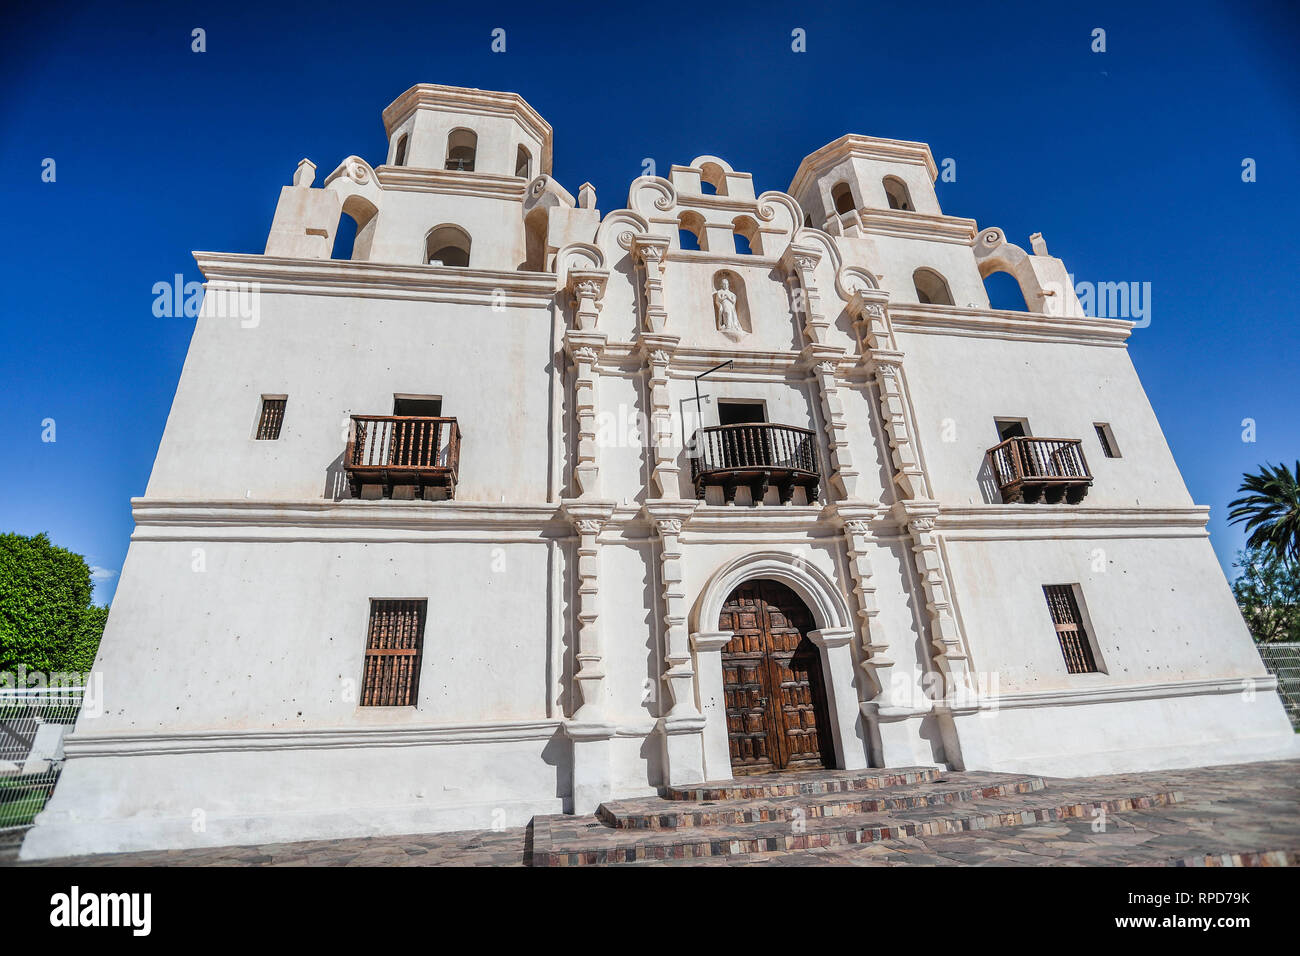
889,302,1134,347
193,252,557,306
854,209,978,244
935,505,1211,540
374,165,528,200
939,675,1275,715
64,718,565,758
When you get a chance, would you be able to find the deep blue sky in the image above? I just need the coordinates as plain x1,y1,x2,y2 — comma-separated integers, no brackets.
1,1,1296,605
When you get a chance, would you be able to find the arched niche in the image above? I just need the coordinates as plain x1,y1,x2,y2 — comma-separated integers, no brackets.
882,176,913,211
913,267,954,306
445,128,477,172
712,269,752,336
515,145,532,179
832,182,856,215
425,224,471,267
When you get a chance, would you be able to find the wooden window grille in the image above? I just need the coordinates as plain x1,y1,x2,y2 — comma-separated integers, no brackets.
256,398,286,440
1042,585,1098,674
360,600,427,707
1094,423,1119,458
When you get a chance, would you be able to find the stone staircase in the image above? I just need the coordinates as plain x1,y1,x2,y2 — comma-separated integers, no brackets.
530,766,1185,866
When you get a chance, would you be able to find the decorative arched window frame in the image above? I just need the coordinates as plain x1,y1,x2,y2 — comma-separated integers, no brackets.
392,133,409,167
515,145,532,180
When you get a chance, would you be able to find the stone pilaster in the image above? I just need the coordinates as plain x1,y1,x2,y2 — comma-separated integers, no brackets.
848,290,929,500
900,504,971,703
646,502,702,721
648,501,706,785
639,333,682,500
803,347,860,501
564,331,607,499
561,501,616,724
780,243,831,346
567,268,608,332
630,234,671,333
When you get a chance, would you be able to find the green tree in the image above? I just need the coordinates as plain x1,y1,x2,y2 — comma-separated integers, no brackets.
1231,546,1300,644
1228,460,1300,565
0,532,107,679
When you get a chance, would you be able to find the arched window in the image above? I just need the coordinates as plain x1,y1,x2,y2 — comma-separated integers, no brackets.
732,216,762,255
332,196,379,262
699,162,727,196
883,176,913,211
425,225,471,267
832,182,855,215
515,145,532,179
393,134,408,167
983,270,1030,311
913,267,954,306
678,211,705,251
445,129,477,172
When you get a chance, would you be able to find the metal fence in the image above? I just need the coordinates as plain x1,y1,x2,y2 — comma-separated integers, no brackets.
0,687,84,841
1258,643,1300,729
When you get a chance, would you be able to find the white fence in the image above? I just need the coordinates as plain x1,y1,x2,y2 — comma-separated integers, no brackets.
1258,643,1300,729
0,687,85,840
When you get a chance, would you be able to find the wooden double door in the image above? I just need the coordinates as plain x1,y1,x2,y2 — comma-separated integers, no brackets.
718,580,834,775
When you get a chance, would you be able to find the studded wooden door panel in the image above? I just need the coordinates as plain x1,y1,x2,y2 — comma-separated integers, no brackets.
718,580,833,775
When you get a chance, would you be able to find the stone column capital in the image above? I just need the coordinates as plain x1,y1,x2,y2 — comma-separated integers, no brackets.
690,630,733,653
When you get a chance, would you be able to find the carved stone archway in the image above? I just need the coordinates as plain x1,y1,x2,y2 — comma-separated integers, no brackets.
687,551,868,781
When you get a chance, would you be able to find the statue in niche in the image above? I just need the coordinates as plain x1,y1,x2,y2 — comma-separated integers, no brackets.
714,276,744,340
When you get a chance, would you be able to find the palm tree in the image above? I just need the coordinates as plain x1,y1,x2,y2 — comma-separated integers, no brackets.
1228,461,1300,565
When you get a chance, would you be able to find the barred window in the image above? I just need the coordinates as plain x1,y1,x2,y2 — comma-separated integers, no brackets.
256,397,286,440
1094,423,1120,458
1043,585,1099,674
360,600,427,707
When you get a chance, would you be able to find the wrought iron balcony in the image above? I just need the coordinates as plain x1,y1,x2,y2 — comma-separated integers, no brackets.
345,415,460,500
690,423,820,504
987,436,1092,504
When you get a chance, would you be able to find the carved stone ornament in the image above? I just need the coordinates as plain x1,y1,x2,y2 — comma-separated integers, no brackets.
572,346,599,365
575,519,604,535
843,520,871,536
656,519,682,536
908,517,936,534
714,277,744,341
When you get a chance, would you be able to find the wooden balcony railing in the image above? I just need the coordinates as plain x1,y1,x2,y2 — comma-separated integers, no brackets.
987,436,1092,504
690,423,820,504
345,415,460,500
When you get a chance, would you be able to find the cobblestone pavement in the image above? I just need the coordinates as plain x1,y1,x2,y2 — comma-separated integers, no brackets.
7,759,1297,867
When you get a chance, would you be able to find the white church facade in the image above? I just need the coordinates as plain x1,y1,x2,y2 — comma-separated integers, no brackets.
23,83,1297,858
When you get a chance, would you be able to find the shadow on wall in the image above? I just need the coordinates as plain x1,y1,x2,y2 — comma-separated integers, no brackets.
976,456,1002,504
540,729,573,808
324,450,351,501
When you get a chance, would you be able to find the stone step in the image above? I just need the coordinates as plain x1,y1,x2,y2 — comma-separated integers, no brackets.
662,766,943,801
530,777,1184,866
598,773,1046,830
